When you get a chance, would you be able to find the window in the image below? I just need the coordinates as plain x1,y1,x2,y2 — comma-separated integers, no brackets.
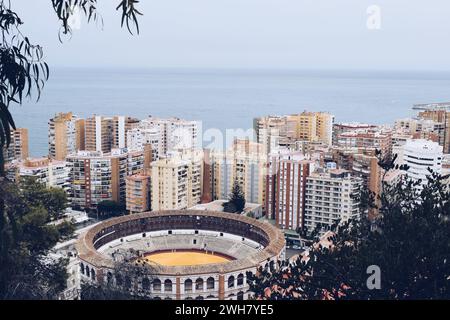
185,279,193,292
228,276,235,288
237,273,244,286
206,277,215,290
195,278,204,291
153,279,161,292
80,263,85,275
164,279,173,292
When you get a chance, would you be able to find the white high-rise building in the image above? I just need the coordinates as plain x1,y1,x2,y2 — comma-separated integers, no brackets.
140,117,200,155
127,127,163,160
397,139,443,189
18,158,70,190
304,169,362,233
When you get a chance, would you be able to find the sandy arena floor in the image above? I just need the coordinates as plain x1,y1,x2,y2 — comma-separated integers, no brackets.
141,250,231,266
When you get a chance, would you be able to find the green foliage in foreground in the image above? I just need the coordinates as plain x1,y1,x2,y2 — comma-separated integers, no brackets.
248,171,450,300
0,179,74,299
97,200,126,219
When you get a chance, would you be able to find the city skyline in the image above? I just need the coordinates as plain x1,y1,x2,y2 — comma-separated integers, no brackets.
1,1,450,303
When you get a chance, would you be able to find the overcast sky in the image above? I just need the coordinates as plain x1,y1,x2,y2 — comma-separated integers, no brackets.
12,0,450,71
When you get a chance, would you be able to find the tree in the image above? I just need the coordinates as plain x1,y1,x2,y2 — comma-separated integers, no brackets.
97,200,125,218
223,180,246,213
19,176,68,221
0,0,143,299
0,179,74,299
248,163,450,300
0,0,142,176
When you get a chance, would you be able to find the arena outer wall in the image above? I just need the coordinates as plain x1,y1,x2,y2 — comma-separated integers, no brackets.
76,210,286,300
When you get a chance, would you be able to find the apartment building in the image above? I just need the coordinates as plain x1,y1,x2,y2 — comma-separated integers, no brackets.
414,104,450,153
126,126,163,160
335,127,392,158
265,149,315,231
304,169,362,233
150,149,203,211
66,148,146,210
84,115,113,153
112,116,140,149
254,111,334,153
18,157,70,190
126,173,151,213
209,139,267,206
330,146,382,196
48,112,85,160
332,123,377,145
139,117,199,156
395,117,444,145
200,148,214,203
3,128,29,163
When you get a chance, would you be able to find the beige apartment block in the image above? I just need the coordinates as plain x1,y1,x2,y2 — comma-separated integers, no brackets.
209,139,267,207
335,127,393,158
3,128,29,163
151,149,203,211
332,122,377,145
126,173,151,213
85,115,113,153
49,112,85,160
416,106,450,153
254,111,334,153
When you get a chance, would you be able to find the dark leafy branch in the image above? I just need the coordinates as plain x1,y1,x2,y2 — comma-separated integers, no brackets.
0,1,48,152
51,0,142,37
0,0,142,173
1,0,143,300
249,169,450,300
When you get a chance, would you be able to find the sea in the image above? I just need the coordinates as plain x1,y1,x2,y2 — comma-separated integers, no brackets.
10,67,450,157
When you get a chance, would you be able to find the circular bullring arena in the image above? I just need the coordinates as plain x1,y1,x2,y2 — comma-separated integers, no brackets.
76,210,285,300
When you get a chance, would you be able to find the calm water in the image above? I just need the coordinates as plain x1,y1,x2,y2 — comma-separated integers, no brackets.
10,67,450,157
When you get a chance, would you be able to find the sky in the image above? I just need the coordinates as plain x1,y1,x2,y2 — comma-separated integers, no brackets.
11,0,450,71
